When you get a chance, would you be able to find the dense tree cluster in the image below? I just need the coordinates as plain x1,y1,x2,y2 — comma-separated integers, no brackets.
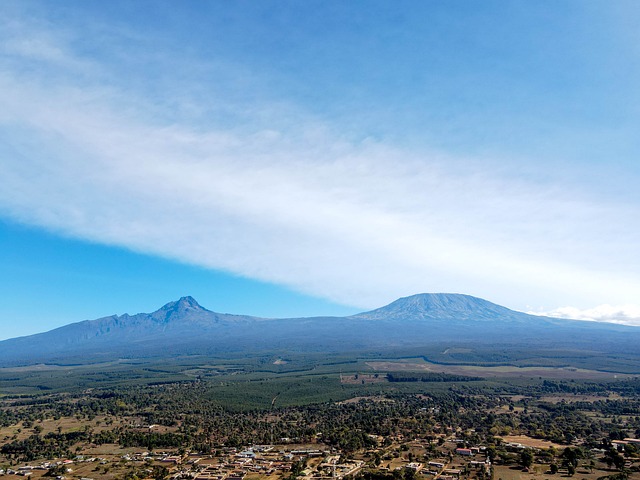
386,373,482,383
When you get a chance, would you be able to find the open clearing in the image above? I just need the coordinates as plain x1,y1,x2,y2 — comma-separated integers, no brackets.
365,360,629,380
499,435,570,449
340,373,386,384
538,393,623,403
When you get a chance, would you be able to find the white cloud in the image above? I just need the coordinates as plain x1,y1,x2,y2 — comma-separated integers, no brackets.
528,305,640,327
1,10,640,311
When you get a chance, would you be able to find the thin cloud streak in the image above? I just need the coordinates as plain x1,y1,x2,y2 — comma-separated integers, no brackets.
529,305,640,327
1,11,640,312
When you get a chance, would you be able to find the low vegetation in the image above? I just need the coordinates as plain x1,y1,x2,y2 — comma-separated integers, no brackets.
2,352,640,480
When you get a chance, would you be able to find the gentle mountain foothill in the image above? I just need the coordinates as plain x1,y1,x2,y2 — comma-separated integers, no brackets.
1,293,638,368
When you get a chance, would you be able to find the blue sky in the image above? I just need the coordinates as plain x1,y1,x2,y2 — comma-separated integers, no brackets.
1,1,640,339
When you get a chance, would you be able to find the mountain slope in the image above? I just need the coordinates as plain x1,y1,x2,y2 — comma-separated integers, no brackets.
0,293,638,367
50,296,258,339
352,293,532,322
0,297,262,363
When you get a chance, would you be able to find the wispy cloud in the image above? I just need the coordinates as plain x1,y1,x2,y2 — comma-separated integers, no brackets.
1,7,640,313
529,305,640,327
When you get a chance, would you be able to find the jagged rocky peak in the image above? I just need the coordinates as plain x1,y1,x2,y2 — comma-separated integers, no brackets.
176,295,202,308
151,296,207,322
165,295,202,309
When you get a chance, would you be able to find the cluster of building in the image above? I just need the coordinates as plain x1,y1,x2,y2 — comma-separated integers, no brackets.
167,446,365,480
0,457,103,478
0,435,523,480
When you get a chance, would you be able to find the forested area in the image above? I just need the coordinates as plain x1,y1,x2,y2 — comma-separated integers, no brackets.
2,377,640,464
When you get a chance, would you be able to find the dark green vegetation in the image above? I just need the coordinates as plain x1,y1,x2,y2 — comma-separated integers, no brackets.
386,372,482,382
0,348,634,398
2,368,640,464
0,353,475,398
2,349,640,480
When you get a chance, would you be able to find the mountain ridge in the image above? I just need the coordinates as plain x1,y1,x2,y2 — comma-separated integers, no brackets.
1,293,638,367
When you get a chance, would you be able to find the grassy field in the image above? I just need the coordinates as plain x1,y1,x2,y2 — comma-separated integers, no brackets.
366,359,630,380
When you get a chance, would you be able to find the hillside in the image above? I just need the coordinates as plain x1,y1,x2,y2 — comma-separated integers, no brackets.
1,293,638,368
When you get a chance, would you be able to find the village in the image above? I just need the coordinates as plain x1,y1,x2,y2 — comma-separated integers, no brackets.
0,436,501,480
3,373,640,480
2,430,640,480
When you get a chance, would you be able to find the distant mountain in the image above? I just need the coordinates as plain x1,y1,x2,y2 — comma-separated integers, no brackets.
0,296,261,364
1,293,638,367
352,293,534,322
